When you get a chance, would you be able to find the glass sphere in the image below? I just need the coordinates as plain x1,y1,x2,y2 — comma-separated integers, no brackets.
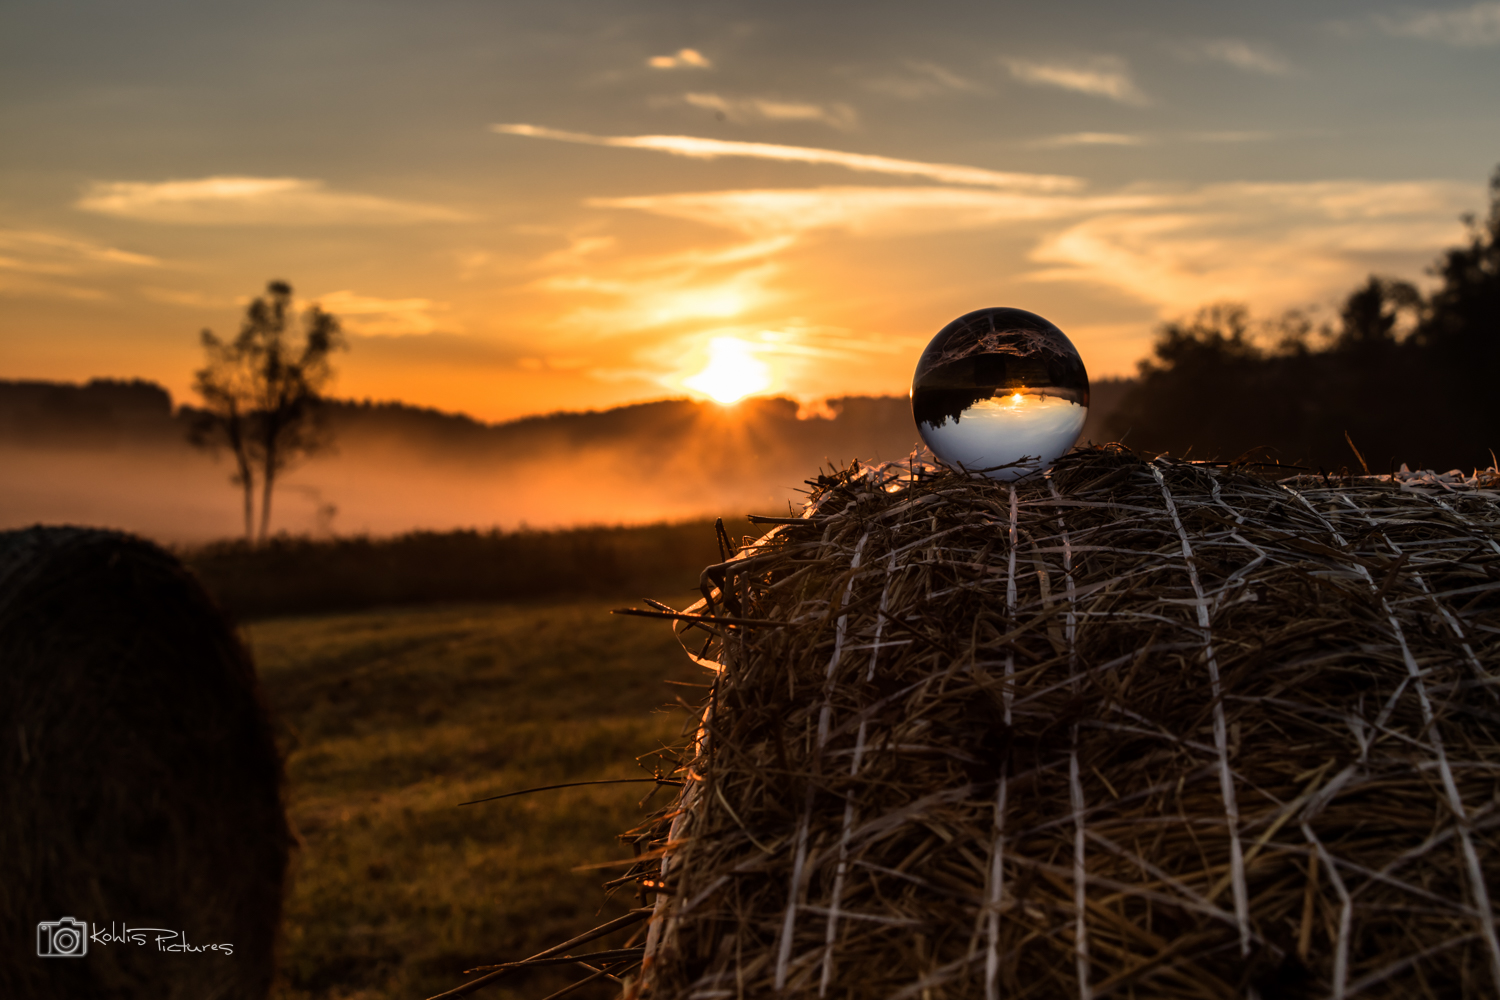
911,308,1089,480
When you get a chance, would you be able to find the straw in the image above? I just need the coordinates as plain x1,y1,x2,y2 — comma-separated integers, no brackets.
619,446,1500,999
443,445,1500,999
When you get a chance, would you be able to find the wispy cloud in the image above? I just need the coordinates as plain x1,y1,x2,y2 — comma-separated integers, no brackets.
493,124,1081,191
77,177,470,225
140,287,236,308
1177,38,1292,75
1026,131,1275,149
530,235,618,271
580,178,1472,345
312,290,451,336
1000,56,1148,105
540,262,781,335
599,236,797,273
0,229,159,270
511,162,1476,401
589,186,1159,238
514,221,799,371
0,228,159,301
1026,180,1476,311
648,48,711,69
1377,2,1500,46
1027,132,1147,149
863,60,984,99
682,93,858,130
141,282,455,333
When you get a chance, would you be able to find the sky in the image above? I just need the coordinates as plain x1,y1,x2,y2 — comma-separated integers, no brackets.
1,0,1497,422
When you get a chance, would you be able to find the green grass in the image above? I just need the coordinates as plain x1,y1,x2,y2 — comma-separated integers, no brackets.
249,597,709,1000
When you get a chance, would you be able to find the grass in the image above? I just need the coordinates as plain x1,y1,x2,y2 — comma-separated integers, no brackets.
187,517,761,621
249,596,708,1000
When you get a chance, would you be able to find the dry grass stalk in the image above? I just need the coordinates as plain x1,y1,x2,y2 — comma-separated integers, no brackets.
609,446,1500,1000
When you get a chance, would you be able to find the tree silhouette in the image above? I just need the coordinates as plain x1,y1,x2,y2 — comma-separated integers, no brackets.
1416,165,1500,453
192,281,346,541
1106,164,1500,472
1334,276,1419,355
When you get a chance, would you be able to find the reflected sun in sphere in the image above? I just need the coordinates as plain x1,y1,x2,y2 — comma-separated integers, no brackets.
683,336,771,404
911,308,1090,480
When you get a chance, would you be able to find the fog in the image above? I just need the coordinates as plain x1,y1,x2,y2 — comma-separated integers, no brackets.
0,444,808,544
0,384,1131,545
0,399,919,543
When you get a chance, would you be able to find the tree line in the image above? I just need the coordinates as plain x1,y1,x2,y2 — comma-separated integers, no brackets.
1106,165,1500,474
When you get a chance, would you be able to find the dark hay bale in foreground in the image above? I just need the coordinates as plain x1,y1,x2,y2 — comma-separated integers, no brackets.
0,527,290,1000
609,448,1500,1000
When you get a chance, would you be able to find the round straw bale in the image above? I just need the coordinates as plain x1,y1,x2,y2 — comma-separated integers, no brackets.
0,527,289,1000
623,448,1500,1000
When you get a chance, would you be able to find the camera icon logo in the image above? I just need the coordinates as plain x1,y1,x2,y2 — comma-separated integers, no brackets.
37,917,89,958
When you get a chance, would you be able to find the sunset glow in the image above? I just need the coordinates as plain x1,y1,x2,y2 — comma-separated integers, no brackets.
0,2,1492,423
682,338,772,404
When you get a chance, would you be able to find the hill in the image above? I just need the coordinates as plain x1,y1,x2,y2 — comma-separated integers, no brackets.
0,379,1130,542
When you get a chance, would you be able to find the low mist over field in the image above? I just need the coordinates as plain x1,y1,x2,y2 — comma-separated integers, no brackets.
0,379,1128,542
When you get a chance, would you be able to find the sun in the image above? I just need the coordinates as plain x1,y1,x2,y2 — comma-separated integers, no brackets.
683,337,771,404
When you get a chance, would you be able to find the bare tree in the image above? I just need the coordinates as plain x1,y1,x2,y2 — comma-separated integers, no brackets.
192,281,346,541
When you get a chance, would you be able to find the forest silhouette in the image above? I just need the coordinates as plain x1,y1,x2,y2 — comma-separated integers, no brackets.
1106,165,1500,474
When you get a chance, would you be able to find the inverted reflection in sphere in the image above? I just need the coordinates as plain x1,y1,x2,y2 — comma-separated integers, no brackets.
911,308,1090,480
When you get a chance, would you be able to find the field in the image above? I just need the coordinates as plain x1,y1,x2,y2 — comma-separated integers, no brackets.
187,517,761,620
249,596,708,1000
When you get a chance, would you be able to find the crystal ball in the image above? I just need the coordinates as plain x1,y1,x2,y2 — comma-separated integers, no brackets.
911,307,1090,480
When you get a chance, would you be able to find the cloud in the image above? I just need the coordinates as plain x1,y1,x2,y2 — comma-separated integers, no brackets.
0,229,160,271
140,287,237,308
583,178,1473,341
530,235,618,271
1377,2,1500,46
589,186,1160,238
539,264,781,335
312,290,450,335
1027,132,1147,149
863,60,984,99
76,177,470,225
0,274,109,301
493,124,1081,192
1027,131,1276,149
648,48,711,69
1000,56,1148,105
518,223,802,343
141,283,449,333
682,93,858,130
636,236,798,270
1024,180,1476,312
1178,38,1292,75
0,229,159,301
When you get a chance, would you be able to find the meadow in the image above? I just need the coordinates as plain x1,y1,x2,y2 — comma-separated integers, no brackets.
249,595,711,1000
188,517,762,620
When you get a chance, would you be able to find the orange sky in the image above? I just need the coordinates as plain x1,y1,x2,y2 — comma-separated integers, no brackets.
2,0,1496,421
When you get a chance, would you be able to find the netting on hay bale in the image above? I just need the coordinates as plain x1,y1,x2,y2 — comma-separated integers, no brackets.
611,447,1500,1000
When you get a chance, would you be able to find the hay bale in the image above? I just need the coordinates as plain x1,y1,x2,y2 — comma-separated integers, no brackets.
620,448,1500,999
0,527,289,1000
